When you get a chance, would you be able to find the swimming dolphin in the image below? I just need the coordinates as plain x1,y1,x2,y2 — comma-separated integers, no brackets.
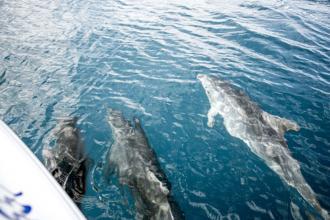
197,74,329,219
106,109,184,220
42,117,86,205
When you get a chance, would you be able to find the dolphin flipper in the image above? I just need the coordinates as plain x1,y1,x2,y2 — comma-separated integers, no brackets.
262,112,300,135
207,107,218,128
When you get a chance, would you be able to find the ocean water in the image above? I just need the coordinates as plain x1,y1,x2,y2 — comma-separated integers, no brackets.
0,0,329,219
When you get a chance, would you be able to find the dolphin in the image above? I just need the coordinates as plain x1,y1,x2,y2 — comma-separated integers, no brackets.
42,117,86,205
106,109,184,220
197,74,329,219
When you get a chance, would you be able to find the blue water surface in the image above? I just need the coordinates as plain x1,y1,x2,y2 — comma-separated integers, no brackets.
1,0,330,219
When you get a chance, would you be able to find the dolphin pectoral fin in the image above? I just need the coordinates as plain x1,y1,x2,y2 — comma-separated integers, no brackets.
282,118,300,132
207,107,218,128
262,112,300,135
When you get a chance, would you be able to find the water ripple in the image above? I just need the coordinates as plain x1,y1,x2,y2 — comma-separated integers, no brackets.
1,0,330,219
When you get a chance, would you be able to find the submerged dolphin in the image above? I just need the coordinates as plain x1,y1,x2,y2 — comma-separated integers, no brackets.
106,109,184,220
197,74,328,219
42,117,86,204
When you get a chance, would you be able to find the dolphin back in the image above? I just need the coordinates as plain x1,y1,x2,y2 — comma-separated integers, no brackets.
107,110,184,220
43,117,87,205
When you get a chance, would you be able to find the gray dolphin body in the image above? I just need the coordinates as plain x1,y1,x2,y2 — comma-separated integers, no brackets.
42,118,86,204
197,74,328,219
107,109,184,220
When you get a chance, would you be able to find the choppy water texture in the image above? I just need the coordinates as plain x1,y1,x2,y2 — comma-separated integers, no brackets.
0,0,329,219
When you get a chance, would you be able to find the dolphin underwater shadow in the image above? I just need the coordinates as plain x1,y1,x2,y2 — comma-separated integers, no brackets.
105,108,184,220
42,117,87,206
197,74,329,219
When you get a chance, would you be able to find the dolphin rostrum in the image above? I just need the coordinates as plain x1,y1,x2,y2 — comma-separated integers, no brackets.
106,108,184,220
197,74,328,219
42,117,86,205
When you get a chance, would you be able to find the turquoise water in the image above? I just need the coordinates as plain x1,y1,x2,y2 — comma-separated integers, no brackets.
1,0,329,219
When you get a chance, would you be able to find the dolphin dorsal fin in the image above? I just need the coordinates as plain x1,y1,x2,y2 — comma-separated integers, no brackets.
262,111,300,136
133,117,141,127
133,117,144,132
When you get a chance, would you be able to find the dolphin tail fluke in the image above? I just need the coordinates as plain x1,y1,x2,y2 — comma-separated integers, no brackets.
262,112,300,135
